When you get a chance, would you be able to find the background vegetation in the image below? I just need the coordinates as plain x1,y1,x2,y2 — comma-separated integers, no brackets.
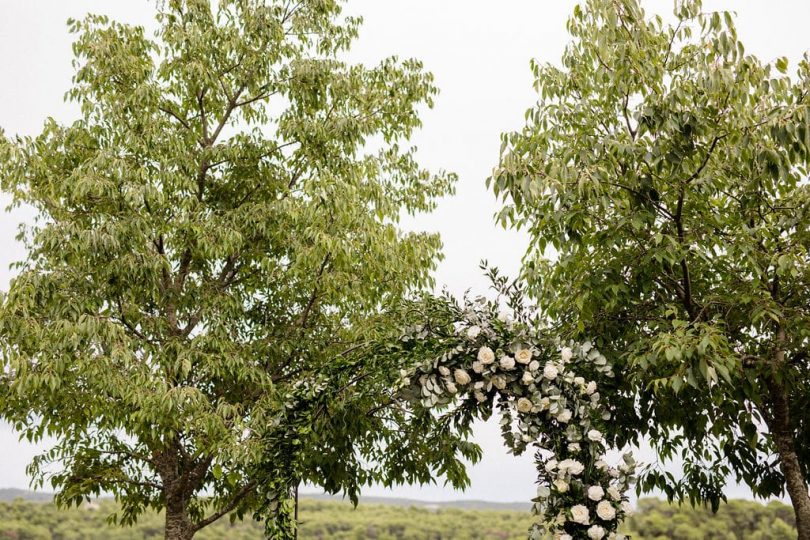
0,494,796,539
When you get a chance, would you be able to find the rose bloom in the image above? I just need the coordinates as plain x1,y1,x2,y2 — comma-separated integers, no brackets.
587,429,603,442
560,459,584,475
499,355,516,370
553,478,569,493
472,361,484,373
543,363,559,380
620,501,634,516
445,382,457,394
538,397,550,410
544,459,558,473
569,504,590,524
517,397,533,413
568,442,581,453
557,409,572,423
515,348,533,364
594,459,608,470
473,390,487,403
574,376,585,386
438,366,450,376
454,369,471,385
492,375,507,390
587,525,605,540
587,485,605,501
607,486,622,501
561,347,573,363
466,325,481,339
528,360,540,371
477,346,495,364
596,500,617,521
586,381,598,394
521,370,534,384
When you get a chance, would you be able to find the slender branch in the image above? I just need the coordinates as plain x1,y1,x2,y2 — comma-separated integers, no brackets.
297,253,331,329
158,105,191,130
685,135,722,184
193,481,257,532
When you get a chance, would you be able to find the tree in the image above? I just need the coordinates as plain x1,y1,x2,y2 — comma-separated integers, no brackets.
0,1,475,538
492,0,810,536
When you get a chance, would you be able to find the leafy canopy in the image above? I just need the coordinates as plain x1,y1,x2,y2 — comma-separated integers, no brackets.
0,0,472,537
492,0,810,509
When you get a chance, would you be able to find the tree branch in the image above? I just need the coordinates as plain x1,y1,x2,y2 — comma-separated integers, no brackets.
193,481,257,532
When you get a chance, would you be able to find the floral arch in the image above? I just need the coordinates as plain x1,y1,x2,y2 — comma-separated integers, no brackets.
396,288,637,540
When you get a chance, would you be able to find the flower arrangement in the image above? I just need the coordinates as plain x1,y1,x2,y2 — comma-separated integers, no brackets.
397,283,637,540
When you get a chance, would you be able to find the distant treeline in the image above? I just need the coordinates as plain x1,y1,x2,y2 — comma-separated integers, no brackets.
0,497,796,539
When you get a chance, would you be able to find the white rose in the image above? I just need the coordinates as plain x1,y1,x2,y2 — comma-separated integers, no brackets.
477,346,495,364
499,355,516,370
596,500,616,521
594,459,608,471
586,381,598,394
570,504,590,524
587,485,605,501
543,363,559,380
472,361,484,373
561,346,573,363
454,369,471,385
517,397,533,413
587,525,606,540
466,325,481,339
445,382,457,394
538,397,550,410
587,429,603,442
607,486,621,501
515,348,533,364
568,442,580,453
438,366,450,376
608,468,620,478
560,459,584,475
620,501,634,516
553,478,569,493
544,459,558,473
473,390,487,403
521,371,534,384
528,360,540,372
492,375,507,390
557,408,572,423
574,376,585,386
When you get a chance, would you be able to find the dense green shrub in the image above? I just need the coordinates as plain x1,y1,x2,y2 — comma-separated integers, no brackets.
0,497,796,539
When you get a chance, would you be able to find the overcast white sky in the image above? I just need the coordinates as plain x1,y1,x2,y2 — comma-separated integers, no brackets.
1,0,809,504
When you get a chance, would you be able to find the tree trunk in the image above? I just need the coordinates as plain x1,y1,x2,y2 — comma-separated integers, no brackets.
765,375,810,540
165,498,195,540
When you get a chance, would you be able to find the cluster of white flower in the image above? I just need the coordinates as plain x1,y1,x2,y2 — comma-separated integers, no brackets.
400,306,637,540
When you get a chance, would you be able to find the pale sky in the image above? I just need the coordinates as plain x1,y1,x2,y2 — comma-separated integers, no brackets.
1,0,809,504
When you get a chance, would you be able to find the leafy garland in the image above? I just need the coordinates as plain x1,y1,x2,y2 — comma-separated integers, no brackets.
397,283,637,540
